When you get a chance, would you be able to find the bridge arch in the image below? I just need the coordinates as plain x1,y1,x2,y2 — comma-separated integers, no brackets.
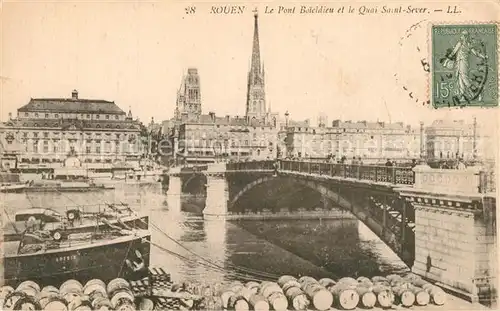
229,176,406,266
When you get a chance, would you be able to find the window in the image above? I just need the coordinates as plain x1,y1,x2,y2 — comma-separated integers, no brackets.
33,142,38,153
115,115,119,120
55,114,59,118
24,112,29,117
96,115,100,119
23,133,28,138
96,146,101,153
87,114,90,119
96,124,101,128
44,132,48,138
43,141,49,153
35,113,39,117
45,114,49,118
106,115,110,120
86,146,91,154
33,132,38,138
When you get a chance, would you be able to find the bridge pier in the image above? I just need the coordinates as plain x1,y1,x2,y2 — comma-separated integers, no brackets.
398,165,497,303
203,173,229,220
167,176,182,213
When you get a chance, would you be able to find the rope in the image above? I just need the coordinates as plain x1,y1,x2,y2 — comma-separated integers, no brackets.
146,220,280,280
147,240,271,282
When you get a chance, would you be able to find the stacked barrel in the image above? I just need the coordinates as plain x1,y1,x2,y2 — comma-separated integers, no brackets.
0,278,148,311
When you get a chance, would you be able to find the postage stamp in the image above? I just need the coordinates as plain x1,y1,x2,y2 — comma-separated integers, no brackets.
431,24,498,108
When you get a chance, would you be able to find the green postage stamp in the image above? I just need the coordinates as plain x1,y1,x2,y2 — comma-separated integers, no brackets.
431,24,498,108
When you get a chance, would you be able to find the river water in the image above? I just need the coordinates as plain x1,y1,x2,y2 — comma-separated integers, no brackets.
2,182,409,284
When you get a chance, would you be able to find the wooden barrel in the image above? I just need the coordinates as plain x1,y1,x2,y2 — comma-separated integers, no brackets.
298,276,317,287
17,281,41,293
42,296,68,311
261,282,283,298
411,287,430,306
412,279,429,288
386,274,403,283
106,278,130,297
83,282,107,298
356,277,371,284
60,280,83,295
227,294,249,311
137,298,155,310
91,296,112,310
427,286,446,305
249,294,269,311
62,292,81,305
371,276,388,283
358,279,374,288
277,275,297,287
221,290,236,309
2,291,25,309
284,286,310,310
84,279,106,292
68,296,92,311
329,283,359,310
110,289,134,310
41,286,59,294
37,290,59,309
245,281,260,294
392,286,415,307
267,291,288,311
303,282,333,311
337,277,358,287
239,287,254,301
372,285,393,308
403,273,421,283
318,278,336,289
355,286,376,309
0,286,14,300
17,286,38,299
281,280,302,293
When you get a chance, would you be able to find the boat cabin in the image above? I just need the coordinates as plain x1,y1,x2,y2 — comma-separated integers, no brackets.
15,208,63,223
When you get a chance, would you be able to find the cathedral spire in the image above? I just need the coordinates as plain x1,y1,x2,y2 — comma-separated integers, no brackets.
250,9,261,81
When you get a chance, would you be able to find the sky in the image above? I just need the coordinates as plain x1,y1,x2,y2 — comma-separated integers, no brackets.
1,0,499,129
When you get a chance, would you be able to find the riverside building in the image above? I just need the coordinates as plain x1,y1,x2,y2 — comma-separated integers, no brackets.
0,90,143,169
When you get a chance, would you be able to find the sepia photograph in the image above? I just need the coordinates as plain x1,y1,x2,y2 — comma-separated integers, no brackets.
0,1,498,310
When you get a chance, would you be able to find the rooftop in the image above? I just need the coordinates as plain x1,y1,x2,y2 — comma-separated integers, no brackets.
18,90,126,115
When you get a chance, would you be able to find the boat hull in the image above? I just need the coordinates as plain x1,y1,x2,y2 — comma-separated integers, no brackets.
2,231,151,288
0,184,26,193
3,215,149,242
24,186,113,192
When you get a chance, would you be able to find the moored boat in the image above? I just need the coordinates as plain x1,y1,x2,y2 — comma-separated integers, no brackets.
2,227,151,288
3,204,149,242
24,180,114,192
0,172,26,193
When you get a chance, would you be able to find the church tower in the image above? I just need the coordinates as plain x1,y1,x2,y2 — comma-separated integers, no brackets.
175,68,202,121
246,11,266,121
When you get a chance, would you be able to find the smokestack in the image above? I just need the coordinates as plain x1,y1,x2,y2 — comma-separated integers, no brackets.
71,90,78,100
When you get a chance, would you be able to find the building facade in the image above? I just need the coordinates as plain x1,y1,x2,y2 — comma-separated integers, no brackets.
285,119,422,162
0,90,143,168
425,119,493,161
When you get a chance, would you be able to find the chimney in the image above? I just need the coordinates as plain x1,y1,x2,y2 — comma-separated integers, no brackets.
226,115,230,122
71,90,78,100
8,112,12,120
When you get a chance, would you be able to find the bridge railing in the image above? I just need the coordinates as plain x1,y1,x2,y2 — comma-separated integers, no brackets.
226,160,275,171
279,160,415,185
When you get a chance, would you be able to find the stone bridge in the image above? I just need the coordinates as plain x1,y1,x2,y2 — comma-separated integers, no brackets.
167,160,496,303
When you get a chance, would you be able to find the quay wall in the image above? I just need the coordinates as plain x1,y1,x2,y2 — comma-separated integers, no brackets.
222,209,356,220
